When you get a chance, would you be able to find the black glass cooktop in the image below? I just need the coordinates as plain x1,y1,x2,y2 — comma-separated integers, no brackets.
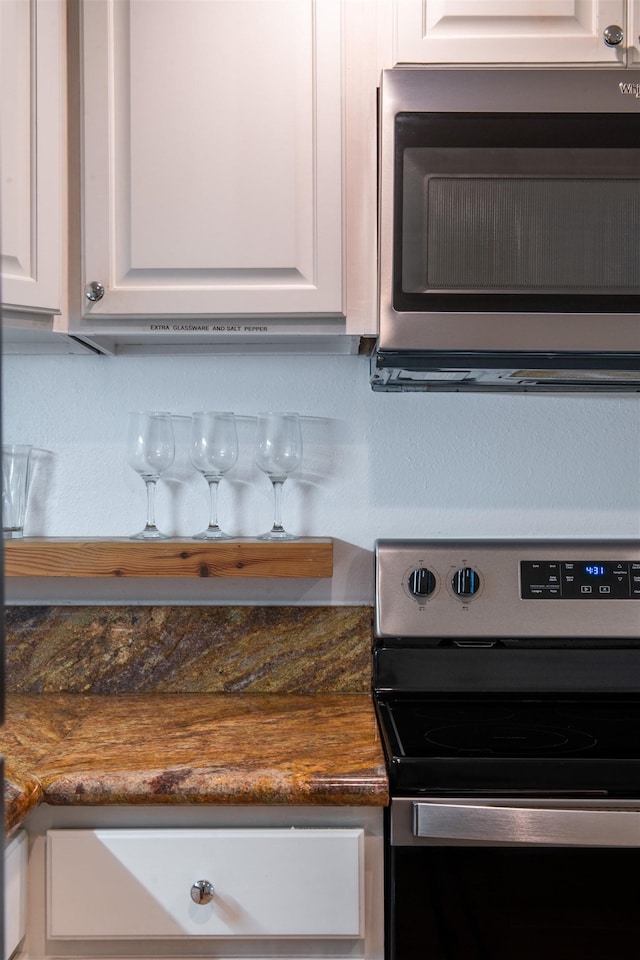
375,696,640,796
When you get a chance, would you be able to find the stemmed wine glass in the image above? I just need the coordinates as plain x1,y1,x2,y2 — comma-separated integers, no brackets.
127,411,175,540
190,411,239,539
254,412,302,541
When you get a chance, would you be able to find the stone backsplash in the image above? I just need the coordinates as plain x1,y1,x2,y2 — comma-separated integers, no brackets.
4,606,373,694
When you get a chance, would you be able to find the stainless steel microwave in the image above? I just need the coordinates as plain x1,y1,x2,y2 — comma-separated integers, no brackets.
373,68,640,392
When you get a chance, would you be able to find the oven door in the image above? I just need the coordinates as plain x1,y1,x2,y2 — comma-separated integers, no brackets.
389,797,640,960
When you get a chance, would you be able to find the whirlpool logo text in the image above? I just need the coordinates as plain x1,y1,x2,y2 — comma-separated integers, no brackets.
619,82,640,98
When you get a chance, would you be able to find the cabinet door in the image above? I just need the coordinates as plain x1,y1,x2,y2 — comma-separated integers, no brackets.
630,0,640,64
392,0,629,65
0,0,64,315
48,828,363,939
78,0,343,320
5,831,27,959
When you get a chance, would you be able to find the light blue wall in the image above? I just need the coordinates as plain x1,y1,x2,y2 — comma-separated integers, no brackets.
4,353,640,604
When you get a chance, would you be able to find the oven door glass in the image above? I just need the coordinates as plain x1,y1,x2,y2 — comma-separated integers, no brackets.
390,843,640,960
394,113,640,315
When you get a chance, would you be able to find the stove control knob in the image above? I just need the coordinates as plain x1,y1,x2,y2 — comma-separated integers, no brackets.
407,567,436,599
452,567,481,599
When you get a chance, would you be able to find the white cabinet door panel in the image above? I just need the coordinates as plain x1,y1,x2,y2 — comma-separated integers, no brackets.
630,0,640,64
80,0,343,319
0,0,64,314
393,0,628,64
5,830,27,959
47,827,364,939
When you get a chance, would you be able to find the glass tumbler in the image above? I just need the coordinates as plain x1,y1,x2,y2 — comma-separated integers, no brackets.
2,444,33,539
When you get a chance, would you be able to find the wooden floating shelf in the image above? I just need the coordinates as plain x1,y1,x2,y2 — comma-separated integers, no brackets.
3,537,333,579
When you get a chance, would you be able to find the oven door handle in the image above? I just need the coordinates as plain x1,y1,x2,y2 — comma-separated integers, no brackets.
413,802,640,846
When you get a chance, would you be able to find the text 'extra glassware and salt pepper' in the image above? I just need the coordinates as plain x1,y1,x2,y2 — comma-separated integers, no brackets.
126,412,303,540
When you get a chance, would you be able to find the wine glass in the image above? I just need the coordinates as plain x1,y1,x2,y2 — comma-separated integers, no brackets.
189,411,239,539
127,411,175,540
254,412,302,541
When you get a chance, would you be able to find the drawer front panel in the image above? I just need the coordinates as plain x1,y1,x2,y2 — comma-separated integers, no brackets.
47,828,363,939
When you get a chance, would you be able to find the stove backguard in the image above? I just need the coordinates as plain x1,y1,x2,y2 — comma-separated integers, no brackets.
375,539,640,646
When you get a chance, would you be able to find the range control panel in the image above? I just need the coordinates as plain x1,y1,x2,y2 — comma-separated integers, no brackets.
375,539,640,640
521,560,640,600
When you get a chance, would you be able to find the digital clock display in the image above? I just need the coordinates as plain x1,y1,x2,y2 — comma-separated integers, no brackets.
584,565,606,576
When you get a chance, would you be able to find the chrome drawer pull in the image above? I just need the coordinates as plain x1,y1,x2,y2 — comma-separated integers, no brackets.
190,880,215,904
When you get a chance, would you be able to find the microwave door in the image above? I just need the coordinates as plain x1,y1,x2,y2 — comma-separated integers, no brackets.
389,114,640,337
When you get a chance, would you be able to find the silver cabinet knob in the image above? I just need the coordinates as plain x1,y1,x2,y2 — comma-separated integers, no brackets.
190,880,214,905
85,281,105,302
603,24,624,46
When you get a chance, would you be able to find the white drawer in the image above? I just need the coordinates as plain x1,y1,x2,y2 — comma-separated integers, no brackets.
47,827,364,939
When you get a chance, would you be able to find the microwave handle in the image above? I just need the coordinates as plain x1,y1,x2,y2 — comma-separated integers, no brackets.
413,802,640,846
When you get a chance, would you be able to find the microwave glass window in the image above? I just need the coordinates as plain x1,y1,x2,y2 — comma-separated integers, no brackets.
393,113,640,314
401,171,640,294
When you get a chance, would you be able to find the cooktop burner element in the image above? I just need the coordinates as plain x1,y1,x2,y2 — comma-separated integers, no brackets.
423,721,593,755
433,724,576,753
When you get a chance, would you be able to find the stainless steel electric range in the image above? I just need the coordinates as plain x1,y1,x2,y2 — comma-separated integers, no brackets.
373,539,640,960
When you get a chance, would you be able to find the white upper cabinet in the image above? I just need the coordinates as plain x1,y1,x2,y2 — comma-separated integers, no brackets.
75,0,346,327
390,0,637,66
1,0,65,319
630,0,640,63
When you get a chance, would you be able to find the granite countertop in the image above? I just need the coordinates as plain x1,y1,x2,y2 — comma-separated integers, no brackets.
2,604,389,838
2,692,389,837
